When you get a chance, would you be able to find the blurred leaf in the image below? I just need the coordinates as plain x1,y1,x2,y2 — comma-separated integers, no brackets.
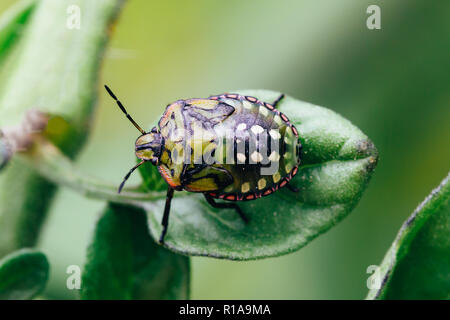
0,0,124,131
140,90,378,260
0,0,36,65
0,248,49,300
81,203,190,300
367,173,450,300
0,134,12,170
0,0,124,256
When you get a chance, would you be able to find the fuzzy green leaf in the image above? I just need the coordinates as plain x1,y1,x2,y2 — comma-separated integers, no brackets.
0,0,123,256
367,173,450,300
81,203,190,300
0,249,49,300
140,90,378,260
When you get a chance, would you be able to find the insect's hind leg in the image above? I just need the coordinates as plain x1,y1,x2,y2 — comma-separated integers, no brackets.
159,187,175,244
204,194,249,223
272,94,285,108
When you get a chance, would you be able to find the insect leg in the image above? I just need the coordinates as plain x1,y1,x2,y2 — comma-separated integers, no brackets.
204,194,249,223
287,183,299,193
272,94,285,108
159,187,175,244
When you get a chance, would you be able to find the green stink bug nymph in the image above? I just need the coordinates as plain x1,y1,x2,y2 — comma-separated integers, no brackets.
105,85,302,244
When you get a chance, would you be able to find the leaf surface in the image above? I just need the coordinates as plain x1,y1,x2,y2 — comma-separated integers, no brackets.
0,0,123,255
0,249,49,300
367,173,450,300
81,203,190,300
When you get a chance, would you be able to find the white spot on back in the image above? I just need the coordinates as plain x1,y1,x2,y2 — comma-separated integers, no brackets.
269,129,281,140
237,153,246,163
269,151,280,161
251,125,264,134
251,151,263,163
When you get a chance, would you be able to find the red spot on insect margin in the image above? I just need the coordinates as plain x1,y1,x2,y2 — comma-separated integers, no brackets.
263,189,272,196
226,94,238,99
219,194,225,199
280,179,288,188
292,126,298,137
280,113,289,122
210,96,219,100
209,192,217,197
245,194,255,200
264,103,274,110
225,194,236,201
292,166,298,176
245,96,257,103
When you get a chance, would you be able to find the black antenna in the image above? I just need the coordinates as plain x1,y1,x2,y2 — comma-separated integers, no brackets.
118,160,145,193
104,85,146,135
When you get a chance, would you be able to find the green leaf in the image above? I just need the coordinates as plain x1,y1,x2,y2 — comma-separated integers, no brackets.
141,90,378,260
0,248,49,300
0,0,123,256
0,0,36,66
0,0,124,132
367,173,450,300
0,134,12,171
81,203,190,300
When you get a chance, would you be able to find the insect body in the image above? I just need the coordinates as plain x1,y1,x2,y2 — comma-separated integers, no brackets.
105,85,302,244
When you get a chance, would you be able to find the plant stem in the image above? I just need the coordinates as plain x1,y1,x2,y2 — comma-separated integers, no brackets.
21,137,167,205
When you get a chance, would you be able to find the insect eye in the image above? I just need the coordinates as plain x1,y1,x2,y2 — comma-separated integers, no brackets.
151,158,159,166
151,126,158,133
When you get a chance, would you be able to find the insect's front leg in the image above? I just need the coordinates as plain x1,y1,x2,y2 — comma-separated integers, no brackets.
159,187,175,244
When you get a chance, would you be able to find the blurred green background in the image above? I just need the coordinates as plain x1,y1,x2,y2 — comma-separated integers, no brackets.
0,0,448,299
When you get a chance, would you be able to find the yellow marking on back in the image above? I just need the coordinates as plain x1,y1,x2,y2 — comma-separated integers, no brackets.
274,115,283,125
273,172,281,183
259,106,269,117
186,99,218,110
186,178,218,192
285,163,293,173
241,182,250,193
242,100,253,109
258,178,267,189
